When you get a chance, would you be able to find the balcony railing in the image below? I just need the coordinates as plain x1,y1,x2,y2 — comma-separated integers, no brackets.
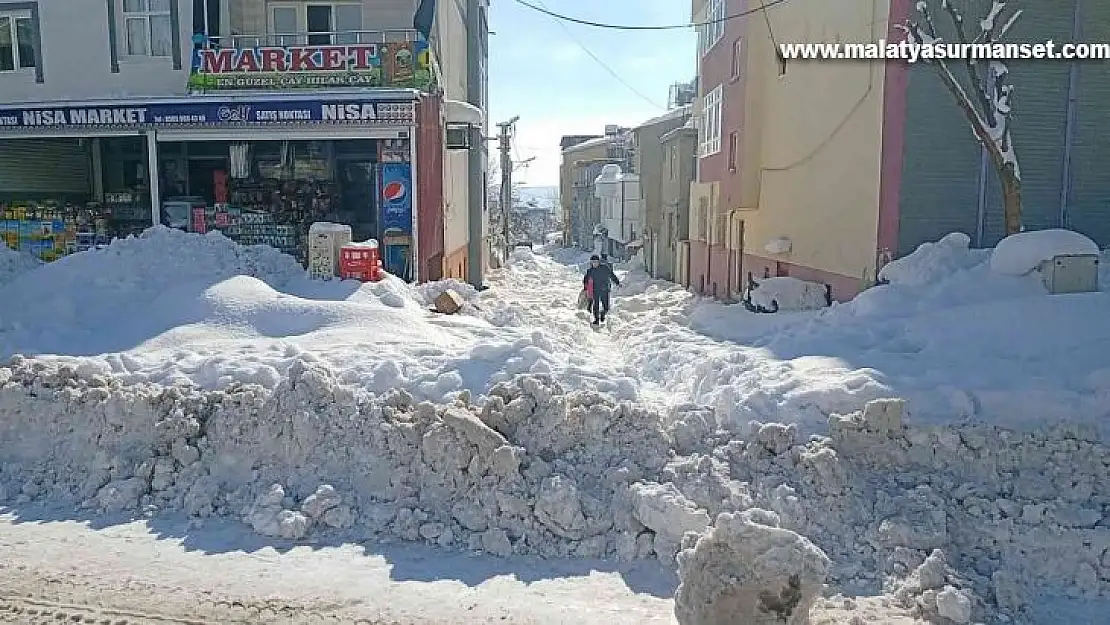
201,29,422,49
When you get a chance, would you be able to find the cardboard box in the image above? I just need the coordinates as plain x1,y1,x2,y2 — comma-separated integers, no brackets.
433,289,465,314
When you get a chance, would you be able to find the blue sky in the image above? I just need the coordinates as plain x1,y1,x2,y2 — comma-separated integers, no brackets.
488,0,696,187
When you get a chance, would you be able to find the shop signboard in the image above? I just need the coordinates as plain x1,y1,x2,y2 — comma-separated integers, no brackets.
0,99,415,130
379,162,412,233
187,40,433,93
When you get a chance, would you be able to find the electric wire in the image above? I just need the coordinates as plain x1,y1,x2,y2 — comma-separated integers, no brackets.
527,0,667,109
512,0,791,31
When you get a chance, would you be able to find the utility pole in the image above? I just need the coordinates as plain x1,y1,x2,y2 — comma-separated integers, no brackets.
496,116,517,262
464,0,486,288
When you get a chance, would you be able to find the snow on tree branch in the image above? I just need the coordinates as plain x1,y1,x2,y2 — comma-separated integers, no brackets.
898,0,1021,181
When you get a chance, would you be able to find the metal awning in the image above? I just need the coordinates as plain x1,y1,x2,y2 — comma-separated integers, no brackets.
443,99,483,126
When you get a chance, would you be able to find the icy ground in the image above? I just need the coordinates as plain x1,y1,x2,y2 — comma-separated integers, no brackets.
2,228,1110,624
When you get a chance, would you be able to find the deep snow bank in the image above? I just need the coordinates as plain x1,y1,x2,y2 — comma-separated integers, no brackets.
0,240,42,286
610,231,1110,434
0,228,585,404
1,358,1108,623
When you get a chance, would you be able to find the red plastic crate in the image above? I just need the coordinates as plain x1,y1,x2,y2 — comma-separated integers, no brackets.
339,244,383,281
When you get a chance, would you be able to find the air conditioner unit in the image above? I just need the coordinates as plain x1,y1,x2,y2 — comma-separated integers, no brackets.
445,123,471,150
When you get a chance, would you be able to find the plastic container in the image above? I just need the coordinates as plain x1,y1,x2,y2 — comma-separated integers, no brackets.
307,222,353,280
339,240,383,281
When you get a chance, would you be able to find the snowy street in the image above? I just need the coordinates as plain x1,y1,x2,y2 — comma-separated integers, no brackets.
0,510,674,624
2,229,1110,624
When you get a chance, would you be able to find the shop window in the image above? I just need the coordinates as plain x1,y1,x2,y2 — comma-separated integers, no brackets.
269,2,362,46
122,0,173,57
0,10,36,72
269,6,298,46
192,0,220,38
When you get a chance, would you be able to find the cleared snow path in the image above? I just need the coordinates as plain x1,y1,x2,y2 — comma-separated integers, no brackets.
482,248,673,409
504,241,1110,436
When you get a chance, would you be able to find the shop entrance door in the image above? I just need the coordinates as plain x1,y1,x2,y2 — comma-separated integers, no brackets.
187,158,224,203
337,159,376,242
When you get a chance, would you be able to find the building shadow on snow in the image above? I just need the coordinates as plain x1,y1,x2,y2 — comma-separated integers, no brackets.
0,503,677,599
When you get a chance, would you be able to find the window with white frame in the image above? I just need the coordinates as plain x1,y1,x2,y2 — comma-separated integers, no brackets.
731,37,743,79
699,84,723,157
122,0,172,57
0,10,36,71
697,0,725,57
269,3,363,46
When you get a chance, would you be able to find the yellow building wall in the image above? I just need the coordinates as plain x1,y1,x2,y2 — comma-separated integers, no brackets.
738,0,890,282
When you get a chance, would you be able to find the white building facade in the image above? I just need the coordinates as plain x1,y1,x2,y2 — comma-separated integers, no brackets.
594,163,642,259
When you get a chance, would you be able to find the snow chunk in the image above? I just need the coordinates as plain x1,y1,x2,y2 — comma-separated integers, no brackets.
674,509,830,625
878,232,983,286
936,585,973,623
749,277,828,311
300,484,343,519
534,475,588,539
989,229,1100,276
629,481,712,545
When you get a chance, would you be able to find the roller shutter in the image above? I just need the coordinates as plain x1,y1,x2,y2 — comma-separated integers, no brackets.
0,138,90,197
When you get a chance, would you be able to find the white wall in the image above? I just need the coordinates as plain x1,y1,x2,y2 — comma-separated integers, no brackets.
599,177,641,244
0,0,195,104
434,0,470,259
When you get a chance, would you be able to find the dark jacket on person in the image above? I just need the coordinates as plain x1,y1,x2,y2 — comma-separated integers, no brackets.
583,264,619,293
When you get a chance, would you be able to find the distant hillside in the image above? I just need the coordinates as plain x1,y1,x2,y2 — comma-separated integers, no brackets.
518,186,558,206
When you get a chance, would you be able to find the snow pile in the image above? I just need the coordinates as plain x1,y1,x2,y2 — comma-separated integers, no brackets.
989,229,1100,276
0,240,43,286
749,276,829,311
674,508,830,625
4,351,1110,623
0,364,677,558
0,228,593,403
0,227,306,354
415,277,481,311
607,231,1110,433
878,232,989,287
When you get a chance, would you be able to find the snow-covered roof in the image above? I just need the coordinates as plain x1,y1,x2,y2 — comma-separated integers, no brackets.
635,105,692,130
561,135,613,154
660,122,697,143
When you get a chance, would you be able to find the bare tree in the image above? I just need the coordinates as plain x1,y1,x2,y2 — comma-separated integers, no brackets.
901,0,1022,234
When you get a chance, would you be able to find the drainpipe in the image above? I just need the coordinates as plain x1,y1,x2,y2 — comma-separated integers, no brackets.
1059,0,1082,228
619,177,625,257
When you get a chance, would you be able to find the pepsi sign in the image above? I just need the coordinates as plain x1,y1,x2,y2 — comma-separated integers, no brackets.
379,162,412,233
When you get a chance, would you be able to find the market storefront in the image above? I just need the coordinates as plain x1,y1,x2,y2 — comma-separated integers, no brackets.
0,91,437,281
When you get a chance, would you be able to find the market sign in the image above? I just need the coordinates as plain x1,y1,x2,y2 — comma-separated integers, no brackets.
0,99,416,129
187,41,433,93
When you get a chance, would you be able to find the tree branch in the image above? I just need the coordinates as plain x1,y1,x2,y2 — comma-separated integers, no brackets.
941,0,993,120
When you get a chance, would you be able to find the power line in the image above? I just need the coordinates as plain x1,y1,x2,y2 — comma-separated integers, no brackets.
513,0,791,31
530,0,665,109
760,0,780,51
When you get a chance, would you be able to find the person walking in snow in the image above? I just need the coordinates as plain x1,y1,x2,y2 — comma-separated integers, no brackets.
583,254,619,325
